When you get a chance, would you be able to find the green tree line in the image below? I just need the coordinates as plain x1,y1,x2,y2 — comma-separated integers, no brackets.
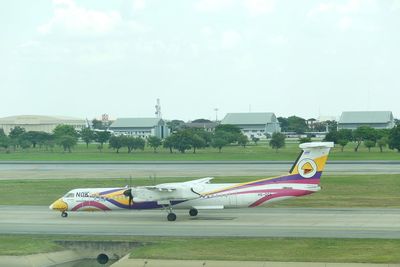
324,125,400,152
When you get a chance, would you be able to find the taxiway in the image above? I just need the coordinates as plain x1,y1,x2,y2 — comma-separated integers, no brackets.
1,206,399,239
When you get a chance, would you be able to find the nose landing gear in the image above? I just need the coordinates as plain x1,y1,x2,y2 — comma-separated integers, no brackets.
61,211,68,218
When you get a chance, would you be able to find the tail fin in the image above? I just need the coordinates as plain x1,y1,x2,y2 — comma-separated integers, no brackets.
288,142,334,183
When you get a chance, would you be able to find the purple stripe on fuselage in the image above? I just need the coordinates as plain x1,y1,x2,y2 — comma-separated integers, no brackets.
99,188,124,196
106,198,187,210
71,201,111,211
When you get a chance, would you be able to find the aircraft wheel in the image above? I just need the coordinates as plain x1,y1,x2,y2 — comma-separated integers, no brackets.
61,212,68,218
167,213,176,221
189,208,198,217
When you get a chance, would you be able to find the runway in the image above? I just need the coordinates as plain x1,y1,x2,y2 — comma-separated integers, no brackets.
1,206,399,239
1,161,400,179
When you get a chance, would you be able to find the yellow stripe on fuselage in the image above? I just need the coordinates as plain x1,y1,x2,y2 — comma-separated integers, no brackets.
92,189,131,206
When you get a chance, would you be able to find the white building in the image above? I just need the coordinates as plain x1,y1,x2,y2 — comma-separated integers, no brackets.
109,118,169,139
221,112,281,138
0,115,86,134
338,111,395,130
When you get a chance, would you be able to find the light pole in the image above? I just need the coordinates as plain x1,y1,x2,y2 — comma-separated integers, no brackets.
214,108,219,122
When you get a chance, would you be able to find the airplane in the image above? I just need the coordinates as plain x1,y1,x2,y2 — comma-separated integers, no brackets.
50,142,334,221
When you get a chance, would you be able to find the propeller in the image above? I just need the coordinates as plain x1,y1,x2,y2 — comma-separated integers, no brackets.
123,188,134,208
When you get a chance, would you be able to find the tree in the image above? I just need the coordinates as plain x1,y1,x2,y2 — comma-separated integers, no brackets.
338,139,349,152
287,116,308,134
299,137,311,144
53,125,78,152
237,134,249,148
190,134,206,153
53,125,78,138
194,130,213,147
147,136,162,153
0,135,10,150
211,134,229,153
326,120,338,133
215,124,241,135
9,126,26,140
353,126,376,152
277,117,289,132
163,135,176,153
214,124,241,144
252,137,260,145
377,137,388,152
92,119,105,130
21,131,52,149
123,136,136,153
192,119,212,123
80,128,95,148
19,139,32,150
364,140,375,152
388,125,400,152
133,137,145,151
324,130,339,143
172,130,193,153
57,135,77,152
95,131,111,149
109,135,124,153
8,126,26,150
269,132,285,152
313,122,327,132
167,120,185,132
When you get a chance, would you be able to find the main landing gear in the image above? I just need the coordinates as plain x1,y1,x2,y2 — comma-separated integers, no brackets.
163,204,177,221
163,205,198,221
189,208,198,217
61,211,68,218
167,213,177,221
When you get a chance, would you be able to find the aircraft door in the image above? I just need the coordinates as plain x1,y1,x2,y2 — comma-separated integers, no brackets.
228,194,237,208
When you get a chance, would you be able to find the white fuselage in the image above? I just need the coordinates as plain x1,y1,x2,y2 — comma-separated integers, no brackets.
57,182,320,212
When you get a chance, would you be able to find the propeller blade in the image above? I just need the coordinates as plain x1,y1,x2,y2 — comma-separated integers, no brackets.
123,189,133,208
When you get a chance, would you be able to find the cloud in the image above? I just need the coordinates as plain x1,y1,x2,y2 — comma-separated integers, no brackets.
243,0,274,16
268,35,288,45
338,16,352,30
132,0,146,11
307,0,364,17
194,0,234,12
221,30,241,49
38,0,122,35
392,0,400,11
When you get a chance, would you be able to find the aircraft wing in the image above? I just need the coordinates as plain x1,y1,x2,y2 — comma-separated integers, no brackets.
181,177,214,185
143,177,213,192
144,185,176,192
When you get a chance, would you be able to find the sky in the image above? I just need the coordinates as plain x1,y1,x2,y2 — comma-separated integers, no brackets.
1,0,399,121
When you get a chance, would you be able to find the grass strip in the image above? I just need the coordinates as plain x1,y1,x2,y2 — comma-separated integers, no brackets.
0,235,399,263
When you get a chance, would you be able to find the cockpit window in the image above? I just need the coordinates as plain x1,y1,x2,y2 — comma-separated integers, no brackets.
64,193,74,198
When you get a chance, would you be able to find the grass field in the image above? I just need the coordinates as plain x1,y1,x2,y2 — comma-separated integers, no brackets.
1,174,399,207
0,235,399,263
0,141,399,161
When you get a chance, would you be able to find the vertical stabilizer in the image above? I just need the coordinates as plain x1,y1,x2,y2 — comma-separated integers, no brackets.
288,142,334,182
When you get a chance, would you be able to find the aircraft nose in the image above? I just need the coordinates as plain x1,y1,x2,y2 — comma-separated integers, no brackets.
49,199,68,211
